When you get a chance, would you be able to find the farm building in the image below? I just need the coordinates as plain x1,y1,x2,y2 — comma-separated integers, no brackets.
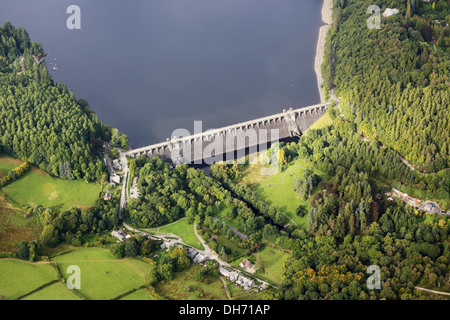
111,229,129,241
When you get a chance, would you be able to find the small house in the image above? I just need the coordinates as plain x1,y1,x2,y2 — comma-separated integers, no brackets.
219,267,239,282
239,258,256,273
110,174,121,184
186,247,198,259
236,275,255,290
112,159,122,171
382,8,399,17
111,229,127,241
193,253,208,265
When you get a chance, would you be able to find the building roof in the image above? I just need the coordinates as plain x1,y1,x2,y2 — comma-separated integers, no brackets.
111,229,127,240
240,258,254,269
237,275,255,288
383,8,399,17
186,247,198,259
193,253,208,264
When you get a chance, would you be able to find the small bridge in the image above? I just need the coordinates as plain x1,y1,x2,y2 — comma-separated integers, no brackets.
125,101,335,164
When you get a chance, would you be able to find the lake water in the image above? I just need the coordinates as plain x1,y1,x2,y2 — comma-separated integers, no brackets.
1,0,323,148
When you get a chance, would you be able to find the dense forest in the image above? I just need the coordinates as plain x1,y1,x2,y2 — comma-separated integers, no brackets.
274,120,449,299
0,22,128,181
323,0,449,173
282,107,449,204
279,215,449,300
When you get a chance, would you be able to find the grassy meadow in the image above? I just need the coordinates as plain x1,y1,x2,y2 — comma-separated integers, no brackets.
120,288,157,300
0,259,59,300
0,248,159,300
1,156,101,211
21,282,82,300
53,248,154,300
253,245,290,285
230,244,289,285
256,159,329,228
307,111,333,131
147,218,203,250
0,156,21,177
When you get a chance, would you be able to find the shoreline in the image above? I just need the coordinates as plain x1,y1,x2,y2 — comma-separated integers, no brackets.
314,0,333,103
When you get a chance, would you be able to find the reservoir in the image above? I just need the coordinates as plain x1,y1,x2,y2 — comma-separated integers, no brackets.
0,0,323,148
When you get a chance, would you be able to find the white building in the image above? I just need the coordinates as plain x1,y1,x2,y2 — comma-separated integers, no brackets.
110,174,121,184
193,253,208,265
112,159,122,171
111,229,129,241
219,267,239,282
236,275,255,290
160,240,177,251
383,8,399,17
185,247,198,259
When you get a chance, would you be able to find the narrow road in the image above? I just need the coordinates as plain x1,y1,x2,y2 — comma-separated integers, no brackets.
213,217,248,240
399,154,419,172
192,222,271,288
414,286,450,297
193,221,229,267
220,277,232,300
118,151,129,220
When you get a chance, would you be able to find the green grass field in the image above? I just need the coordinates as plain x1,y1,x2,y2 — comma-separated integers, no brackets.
215,235,247,262
214,203,231,219
3,166,101,211
253,246,290,285
0,156,20,177
148,218,204,250
155,264,228,300
53,248,155,300
21,282,82,300
307,112,333,131
256,159,329,228
0,259,59,300
52,247,116,261
120,288,156,300
229,245,289,285
1,248,158,300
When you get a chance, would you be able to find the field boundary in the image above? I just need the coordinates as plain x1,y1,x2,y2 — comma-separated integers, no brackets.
15,279,59,300
111,285,148,300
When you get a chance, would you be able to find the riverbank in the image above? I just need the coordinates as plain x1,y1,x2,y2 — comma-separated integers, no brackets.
314,0,333,103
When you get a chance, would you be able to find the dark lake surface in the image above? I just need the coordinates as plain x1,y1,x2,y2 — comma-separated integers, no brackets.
1,0,323,148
